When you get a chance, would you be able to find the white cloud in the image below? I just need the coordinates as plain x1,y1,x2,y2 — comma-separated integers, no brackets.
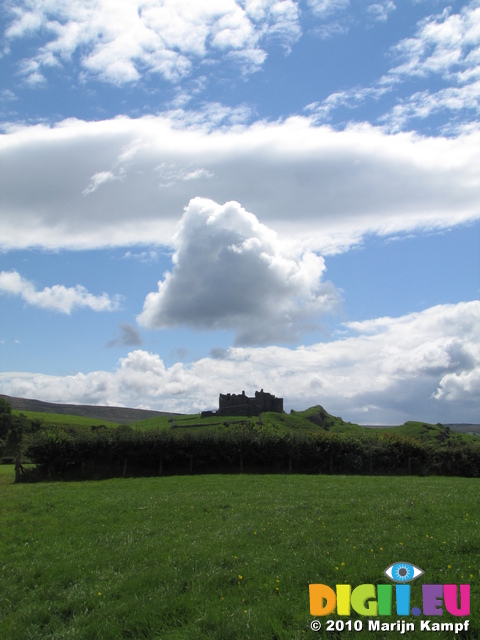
4,0,301,86
367,1,395,23
382,81,480,132
378,2,480,128
0,301,478,424
82,170,120,196
389,4,480,81
307,0,351,37
307,0,350,18
1,114,480,254
305,84,390,121
310,2,480,130
137,198,340,344
123,249,160,263
0,270,121,313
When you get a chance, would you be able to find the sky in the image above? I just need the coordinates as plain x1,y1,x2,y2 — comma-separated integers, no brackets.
0,0,479,424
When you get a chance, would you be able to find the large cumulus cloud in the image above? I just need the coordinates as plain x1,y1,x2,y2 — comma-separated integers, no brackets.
137,198,339,344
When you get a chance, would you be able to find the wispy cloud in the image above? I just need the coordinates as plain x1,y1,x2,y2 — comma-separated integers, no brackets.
106,323,143,348
367,1,395,23
307,2,480,130
82,170,121,196
388,4,479,81
0,270,122,313
122,249,160,264
381,2,480,128
307,0,350,18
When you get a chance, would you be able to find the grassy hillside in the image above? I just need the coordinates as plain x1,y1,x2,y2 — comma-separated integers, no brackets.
7,397,479,447
132,405,478,446
374,421,473,444
12,409,121,429
0,469,476,639
2,393,178,424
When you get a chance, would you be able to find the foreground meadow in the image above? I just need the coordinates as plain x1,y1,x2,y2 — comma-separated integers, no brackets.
0,468,477,639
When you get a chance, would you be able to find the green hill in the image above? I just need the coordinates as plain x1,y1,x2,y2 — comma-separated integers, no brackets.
6,393,479,447
2,393,179,424
131,405,478,446
11,410,121,430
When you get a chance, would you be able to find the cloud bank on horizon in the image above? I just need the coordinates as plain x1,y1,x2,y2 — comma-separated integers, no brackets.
0,0,479,423
1,301,478,425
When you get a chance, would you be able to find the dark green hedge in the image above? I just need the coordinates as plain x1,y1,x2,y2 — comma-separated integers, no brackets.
24,427,480,480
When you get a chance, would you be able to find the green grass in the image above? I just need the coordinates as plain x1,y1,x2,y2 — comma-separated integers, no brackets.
12,410,120,429
0,470,477,639
374,421,475,444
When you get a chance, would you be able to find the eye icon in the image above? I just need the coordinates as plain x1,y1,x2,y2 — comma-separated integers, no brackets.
384,562,424,583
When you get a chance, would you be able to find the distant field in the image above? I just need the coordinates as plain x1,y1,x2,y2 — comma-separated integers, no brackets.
12,409,121,429
0,470,477,639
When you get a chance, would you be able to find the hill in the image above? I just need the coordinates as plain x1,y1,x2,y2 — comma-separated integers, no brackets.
2,394,479,445
0,394,181,424
132,404,480,446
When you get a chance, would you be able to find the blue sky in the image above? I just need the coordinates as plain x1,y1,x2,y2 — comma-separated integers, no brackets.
0,0,479,423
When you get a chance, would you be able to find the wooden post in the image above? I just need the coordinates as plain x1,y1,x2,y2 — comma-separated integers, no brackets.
14,450,22,484
122,457,128,477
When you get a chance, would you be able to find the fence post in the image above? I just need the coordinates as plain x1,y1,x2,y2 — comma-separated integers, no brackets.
122,457,128,477
14,450,22,483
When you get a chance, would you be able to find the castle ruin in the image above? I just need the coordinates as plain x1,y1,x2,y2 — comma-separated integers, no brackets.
201,389,283,418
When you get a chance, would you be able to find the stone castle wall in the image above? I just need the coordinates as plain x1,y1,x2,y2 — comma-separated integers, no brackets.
217,389,283,416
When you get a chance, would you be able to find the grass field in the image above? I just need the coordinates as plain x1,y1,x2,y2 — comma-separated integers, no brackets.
12,410,120,429
0,466,477,639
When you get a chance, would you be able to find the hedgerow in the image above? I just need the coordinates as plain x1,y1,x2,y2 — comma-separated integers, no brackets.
24,426,480,480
